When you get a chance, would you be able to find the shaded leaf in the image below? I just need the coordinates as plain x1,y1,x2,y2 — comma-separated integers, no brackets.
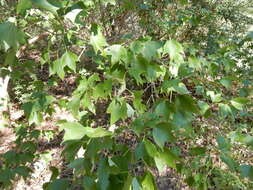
0,21,26,51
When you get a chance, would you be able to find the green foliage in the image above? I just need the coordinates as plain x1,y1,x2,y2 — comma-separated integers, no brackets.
0,0,253,189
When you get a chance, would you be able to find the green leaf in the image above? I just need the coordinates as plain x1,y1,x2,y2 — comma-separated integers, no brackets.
50,51,78,79
81,127,113,138
31,0,58,14
123,174,133,190
207,91,223,103
142,172,155,190
220,78,232,89
189,147,206,156
0,169,15,183
154,156,167,174
83,176,96,190
142,41,162,61
188,57,201,71
239,165,253,180
133,90,146,113
50,59,65,79
218,103,232,118
197,101,210,116
68,96,81,118
230,97,250,110
107,99,127,125
0,21,26,51
220,154,238,172
105,44,127,64
61,51,78,72
152,124,175,149
82,93,96,114
162,79,189,94
59,122,87,142
98,158,110,190
163,40,184,62
132,178,142,190
14,166,31,178
93,80,112,100
90,29,108,54
49,166,59,181
217,135,231,152
48,179,69,190
158,149,179,168
59,122,112,142
154,100,172,120
144,139,158,158
17,0,32,15
176,95,199,113
64,8,82,23
22,101,43,125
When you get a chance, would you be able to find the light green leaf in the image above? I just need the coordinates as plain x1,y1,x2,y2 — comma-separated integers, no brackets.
81,127,112,138
17,0,32,15
198,101,210,115
107,99,127,125
142,172,155,190
59,122,87,142
207,91,223,103
90,29,108,54
68,96,81,118
162,79,189,94
31,0,58,14
82,93,96,114
50,51,78,79
154,156,166,174
230,97,250,110
123,174,133,190
0,21,26,51
126,103,135,117
133,90,146,113
144,139,158,158
218,103,232,118
188,57,201,71
105,44,127,64
50,59,65,79
158,149,179,168
132,178,142,190
163,40,184,61
142,41,162,61
61,51,78,72
64,9,82,23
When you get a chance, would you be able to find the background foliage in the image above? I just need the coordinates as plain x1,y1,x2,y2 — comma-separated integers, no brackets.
0,0,253,189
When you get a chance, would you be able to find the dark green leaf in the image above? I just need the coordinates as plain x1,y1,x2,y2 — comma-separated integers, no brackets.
0,21,26,51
